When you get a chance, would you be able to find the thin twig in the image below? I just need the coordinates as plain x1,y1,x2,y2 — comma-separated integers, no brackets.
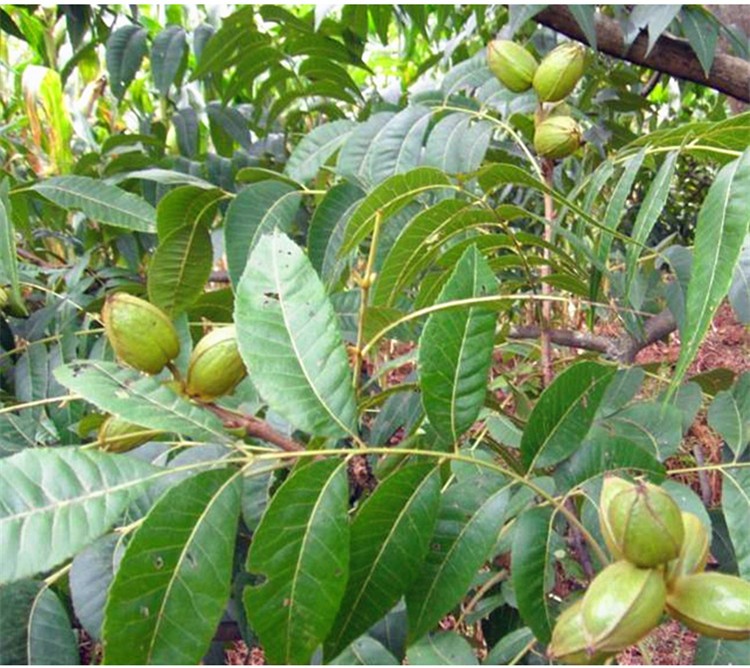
541,156,556,386
508,325,613,355
693,441,712,506
353,210,383,392
640,71,662,98
565,498,595,580
209,270,231,283
205,404,304,452
506,306,678,363
16,247,57,268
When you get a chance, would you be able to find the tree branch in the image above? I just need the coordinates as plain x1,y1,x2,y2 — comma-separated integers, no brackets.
508,324,616,356
508,307,678,364
540,157,555,387
206,404,304,452
614,307,678,363
535,6,750,103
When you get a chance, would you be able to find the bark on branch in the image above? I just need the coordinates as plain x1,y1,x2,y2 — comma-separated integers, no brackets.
508,307,678,364
207,404,304,452
535,6,750,103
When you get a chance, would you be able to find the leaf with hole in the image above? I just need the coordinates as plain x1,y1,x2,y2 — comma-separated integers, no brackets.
102,469,241,664
235,231,357,438
244,459,349,664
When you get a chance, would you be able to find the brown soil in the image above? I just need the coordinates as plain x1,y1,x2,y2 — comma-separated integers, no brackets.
635,303,750,376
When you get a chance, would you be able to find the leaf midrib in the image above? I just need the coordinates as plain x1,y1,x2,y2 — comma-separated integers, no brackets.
284,462,346,662
145,470,240,663
330,467,436,649
36,178,154,228
270,233,354,437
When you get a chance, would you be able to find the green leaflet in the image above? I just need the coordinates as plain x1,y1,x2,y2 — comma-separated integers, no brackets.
224,181,302,287
234,231,357,438
419,244,497,444
521,361,616,471
244,459,350,664
324,464,441,661
672,148,750,393
32,176,156,232
102,469,242,664
0,447,158,583
0,581,78,664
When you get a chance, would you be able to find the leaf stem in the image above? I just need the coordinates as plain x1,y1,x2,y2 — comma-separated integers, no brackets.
205,403,305,452
353,209,383,393
0,395,79,415
541,156,556,387
43,563,71,586
456,568,508,626
252,445,609,565
667,461,750,475
360,293,655,356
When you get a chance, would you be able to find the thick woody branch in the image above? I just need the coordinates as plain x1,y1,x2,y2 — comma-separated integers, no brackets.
508,325,615,356
535,6,750,103
614,308,678,363
508,307,678,364
207,404,304,452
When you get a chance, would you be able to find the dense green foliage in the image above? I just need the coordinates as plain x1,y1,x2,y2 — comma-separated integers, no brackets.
0,5,749,665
